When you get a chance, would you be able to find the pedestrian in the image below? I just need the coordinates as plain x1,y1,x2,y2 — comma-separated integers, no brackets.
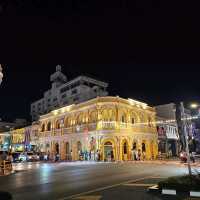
70,150,73,161
138,149,141,161
47,151,50,161
55,152,59,162
111,151,114,161
142,151,146,161
131,149,134,161
132,149,137,161
89,151,91,160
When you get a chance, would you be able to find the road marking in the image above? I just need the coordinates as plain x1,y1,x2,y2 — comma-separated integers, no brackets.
73,195,102,200
59,175,157,200
149,176,166,179
123,183,155,187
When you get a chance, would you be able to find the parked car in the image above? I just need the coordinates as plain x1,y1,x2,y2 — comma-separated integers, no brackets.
18,153,27,162
12,152,22,163
26,152,40,162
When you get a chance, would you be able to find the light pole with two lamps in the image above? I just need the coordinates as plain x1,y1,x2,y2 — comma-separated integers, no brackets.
181,102,199,176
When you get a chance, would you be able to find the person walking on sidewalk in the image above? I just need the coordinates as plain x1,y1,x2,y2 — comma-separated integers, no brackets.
137,149,141,161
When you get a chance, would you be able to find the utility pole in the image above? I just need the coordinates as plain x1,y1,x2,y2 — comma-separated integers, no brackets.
180,102,192,176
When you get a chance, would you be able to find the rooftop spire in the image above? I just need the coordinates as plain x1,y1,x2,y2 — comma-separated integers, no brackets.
56,65,62,72
50,65,67,88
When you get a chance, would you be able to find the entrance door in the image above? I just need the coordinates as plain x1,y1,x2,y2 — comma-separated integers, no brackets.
123,141,128,161
55,143,59,154
66,142,70,160
104,141,114,161
77,141,82,160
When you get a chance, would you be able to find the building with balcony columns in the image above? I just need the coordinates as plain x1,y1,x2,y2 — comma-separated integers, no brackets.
31,65,108,121
38,96,158,161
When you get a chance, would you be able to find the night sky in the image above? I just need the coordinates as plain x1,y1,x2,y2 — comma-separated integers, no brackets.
0,1,200,121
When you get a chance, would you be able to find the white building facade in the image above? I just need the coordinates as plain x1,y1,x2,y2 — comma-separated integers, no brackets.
155,104,179,157
31,65,108,121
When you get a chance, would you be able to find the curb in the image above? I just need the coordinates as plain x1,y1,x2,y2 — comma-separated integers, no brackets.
148,185,200,197
0,170,15,176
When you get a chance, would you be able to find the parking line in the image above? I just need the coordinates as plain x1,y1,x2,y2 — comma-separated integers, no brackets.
58,175,157,200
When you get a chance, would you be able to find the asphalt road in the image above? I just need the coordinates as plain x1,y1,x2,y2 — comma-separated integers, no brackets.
0,161,191,200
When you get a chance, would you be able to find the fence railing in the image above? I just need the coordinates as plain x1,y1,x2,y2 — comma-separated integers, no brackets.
0,160,12,175
40,122,156,136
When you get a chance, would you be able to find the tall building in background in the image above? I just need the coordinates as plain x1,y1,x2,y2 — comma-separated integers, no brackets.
155,103,194,154
0,64,3,85
155,103,179,157
31,65,109,121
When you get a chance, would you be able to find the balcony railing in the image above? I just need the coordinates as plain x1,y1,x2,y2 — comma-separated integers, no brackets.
54,129,62,136
40,122,156,137
101,121,116,129
63,127,73,134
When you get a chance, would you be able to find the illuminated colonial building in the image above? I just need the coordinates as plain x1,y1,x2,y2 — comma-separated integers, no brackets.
39,96,158,161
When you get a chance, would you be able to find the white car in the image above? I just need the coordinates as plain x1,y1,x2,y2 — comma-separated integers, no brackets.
27,152,40,162
18,154,27,162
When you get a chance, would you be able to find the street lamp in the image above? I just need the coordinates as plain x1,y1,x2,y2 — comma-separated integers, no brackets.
0,64,3,85
180,102,200,176
190,103,199,109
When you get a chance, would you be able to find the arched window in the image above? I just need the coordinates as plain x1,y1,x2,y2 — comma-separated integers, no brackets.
41,124,45,132
64,117,73,128
131,117,135,124
121,115,126,123
64,118,69,128
105,141,112,146
89,111,98,123
55,120,61,129
148,117,152,127
47,122,51,131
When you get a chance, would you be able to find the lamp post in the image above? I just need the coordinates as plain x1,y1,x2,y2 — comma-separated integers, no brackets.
0,64,3,85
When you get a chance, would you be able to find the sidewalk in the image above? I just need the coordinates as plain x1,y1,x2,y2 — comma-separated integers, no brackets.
116,159,200,167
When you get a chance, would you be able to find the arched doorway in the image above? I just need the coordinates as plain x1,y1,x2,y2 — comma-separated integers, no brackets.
104,141,114,162
55,143,59,154
122,140,128,161
77,141,82,160
66,142,70,160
